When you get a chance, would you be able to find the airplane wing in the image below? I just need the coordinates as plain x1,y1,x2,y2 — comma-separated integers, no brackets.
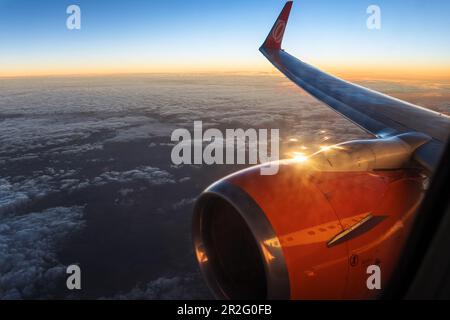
260,1,450,172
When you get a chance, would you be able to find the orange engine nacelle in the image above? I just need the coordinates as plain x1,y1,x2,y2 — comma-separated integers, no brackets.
192,138,427,300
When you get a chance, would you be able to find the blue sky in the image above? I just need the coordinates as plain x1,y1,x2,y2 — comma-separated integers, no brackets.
1,0,449,77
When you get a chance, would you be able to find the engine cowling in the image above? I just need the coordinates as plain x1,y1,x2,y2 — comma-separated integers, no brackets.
192,135,428,300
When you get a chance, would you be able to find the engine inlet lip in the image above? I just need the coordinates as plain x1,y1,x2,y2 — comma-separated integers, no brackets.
192,180,291,300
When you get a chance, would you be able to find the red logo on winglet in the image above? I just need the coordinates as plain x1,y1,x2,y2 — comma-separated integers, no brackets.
272,20,286,44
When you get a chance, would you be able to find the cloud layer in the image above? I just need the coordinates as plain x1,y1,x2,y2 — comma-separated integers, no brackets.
1,74,447,299
0,206,85,299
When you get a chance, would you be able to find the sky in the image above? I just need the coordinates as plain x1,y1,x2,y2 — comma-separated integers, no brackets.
1,0,450,78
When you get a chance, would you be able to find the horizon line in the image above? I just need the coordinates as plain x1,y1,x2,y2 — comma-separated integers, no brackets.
2,68,450,81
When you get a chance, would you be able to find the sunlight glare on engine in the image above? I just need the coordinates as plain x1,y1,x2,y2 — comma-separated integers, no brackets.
291,151,309,162
319,145,332,152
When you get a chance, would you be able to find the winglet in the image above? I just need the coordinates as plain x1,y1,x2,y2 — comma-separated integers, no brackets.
261,1,293,50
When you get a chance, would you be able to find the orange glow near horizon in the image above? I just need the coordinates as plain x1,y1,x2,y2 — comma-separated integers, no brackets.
2,62,450,81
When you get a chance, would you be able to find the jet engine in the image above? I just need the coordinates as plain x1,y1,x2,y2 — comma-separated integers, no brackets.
192,133,429,299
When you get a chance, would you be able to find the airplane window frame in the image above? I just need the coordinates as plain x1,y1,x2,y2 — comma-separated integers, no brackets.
384,135,450,299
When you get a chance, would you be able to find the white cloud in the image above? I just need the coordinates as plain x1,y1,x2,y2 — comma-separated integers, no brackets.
0,179,31,218
171,198,195,210
0,206,85,299
0,165,175,217
104,123,176,144
103,273,209,300
87,166,176,188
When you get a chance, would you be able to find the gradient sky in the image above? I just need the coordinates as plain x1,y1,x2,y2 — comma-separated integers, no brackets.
1,0,450,78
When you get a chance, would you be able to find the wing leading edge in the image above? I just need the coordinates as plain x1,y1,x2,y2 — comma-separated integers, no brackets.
260,1,450,171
